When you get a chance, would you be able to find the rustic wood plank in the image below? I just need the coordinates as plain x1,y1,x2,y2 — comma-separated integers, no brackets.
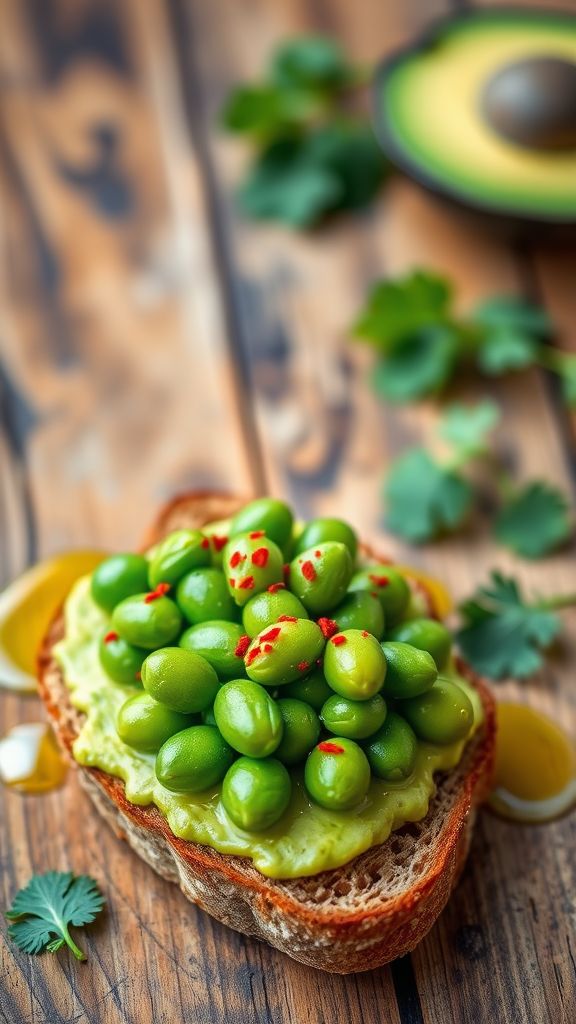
174,1,576,1022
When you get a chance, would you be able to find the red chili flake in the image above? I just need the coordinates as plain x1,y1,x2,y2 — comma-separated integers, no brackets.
234,635,251,658
362,630,369,638
104,631,119,644
212,535,228,552
155,582,171,596
315,550,322,558
283,563,291,583
249,530,266,539
263,643,274,653
268,582,286,594
297,660,310,672
229,577,236,589
369,574,389,588
135,670,142,681
251,547,269,568
317,617,339,639
201,537,210,549
302,560,316,582
318,742,345,755
239,575,254,590
331,634,347,646
229,550,246,568
260,626,281,643
277,614,297,623
245,645,261,666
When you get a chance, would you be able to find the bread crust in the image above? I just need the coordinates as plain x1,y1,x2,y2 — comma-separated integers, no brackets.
37,491,496,973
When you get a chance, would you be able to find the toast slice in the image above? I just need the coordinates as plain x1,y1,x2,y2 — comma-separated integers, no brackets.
38,492,496,974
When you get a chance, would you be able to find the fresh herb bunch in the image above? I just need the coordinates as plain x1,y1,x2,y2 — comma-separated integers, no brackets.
221,37,387,226
457,571,576,679
383,400,572,555
355,269,576,408
5,871,105,961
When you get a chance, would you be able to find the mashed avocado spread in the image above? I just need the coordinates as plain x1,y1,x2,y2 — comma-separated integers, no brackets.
55,575,482,879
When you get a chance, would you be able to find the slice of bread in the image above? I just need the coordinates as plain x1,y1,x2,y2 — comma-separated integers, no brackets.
38,492,495,974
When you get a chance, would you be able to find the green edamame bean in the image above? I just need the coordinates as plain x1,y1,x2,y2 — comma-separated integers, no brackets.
275,699,320,765
332,591,385,639
148,529,211,589
323,629,386,700
141,647,219,713
348,566,410,626
283,667,333,711
91,554,149,613
176,567,239,624
155,725,234,793
221,756,291,831
229,498,294,553
389,618,452,670
401,679,474,744
242,588,309,638
116,693,195,752
223,534,284,607
179,620,247,679
112,592,183,649
200,520,230,567
320,693,387,740
380,641,437,699
304,738,370,811
364,712,418,781
99,631,145,685
245,618,325,686
293,518,358,559
289,542,353,614
214,679,283,758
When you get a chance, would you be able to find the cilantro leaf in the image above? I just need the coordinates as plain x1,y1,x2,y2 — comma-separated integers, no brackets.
305,121,387,209
354,270,452,351
494,481,572,558
472,296,552,337
221,85,314,138
6,871,105,961
372,326,458,402
238,137,343,226
271,37,352,92
384,448,472,543
457,571,561,679
554,353,576,408
476,328,539,375
439,399,500,458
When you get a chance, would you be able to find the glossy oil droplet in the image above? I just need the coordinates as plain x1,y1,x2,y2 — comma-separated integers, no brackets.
0,723,67,794
489,702,576,823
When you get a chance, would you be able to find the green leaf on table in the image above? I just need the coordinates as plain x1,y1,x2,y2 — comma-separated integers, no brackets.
6,871,105,961
371,326,459,402
238,137,343,226
305,121,387,209
271,37,352,92
439,399,500,458
354,270,453,350
457,571,561,679
384,448,472,542
555,353,576,408
221,84,314,137
472,296,552,337
476,328,539,374
493,481,572,558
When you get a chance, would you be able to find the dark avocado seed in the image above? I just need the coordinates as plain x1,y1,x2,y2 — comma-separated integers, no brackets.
482,56,576,152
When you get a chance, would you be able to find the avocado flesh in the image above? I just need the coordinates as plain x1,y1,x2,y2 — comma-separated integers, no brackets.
377,10,576,220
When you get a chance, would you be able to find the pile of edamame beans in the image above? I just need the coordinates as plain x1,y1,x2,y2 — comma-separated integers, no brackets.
91,498,474,832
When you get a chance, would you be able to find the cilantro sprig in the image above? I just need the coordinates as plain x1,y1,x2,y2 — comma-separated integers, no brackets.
221,37,387,226
383,400,572,555
355,269,576,408
5,872,104,961
457,572,576,680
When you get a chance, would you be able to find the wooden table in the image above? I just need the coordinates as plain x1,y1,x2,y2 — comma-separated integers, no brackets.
1,1,575,1021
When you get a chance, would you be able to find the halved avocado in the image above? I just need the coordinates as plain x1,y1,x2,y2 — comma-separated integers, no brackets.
374,9,576,225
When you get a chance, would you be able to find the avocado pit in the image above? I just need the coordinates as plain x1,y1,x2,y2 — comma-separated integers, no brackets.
482,56,576,151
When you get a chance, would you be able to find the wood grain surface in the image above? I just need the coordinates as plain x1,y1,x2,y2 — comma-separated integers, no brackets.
0,1,575,1022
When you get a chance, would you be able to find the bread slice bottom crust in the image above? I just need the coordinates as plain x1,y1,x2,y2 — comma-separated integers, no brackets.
38,492,496,974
